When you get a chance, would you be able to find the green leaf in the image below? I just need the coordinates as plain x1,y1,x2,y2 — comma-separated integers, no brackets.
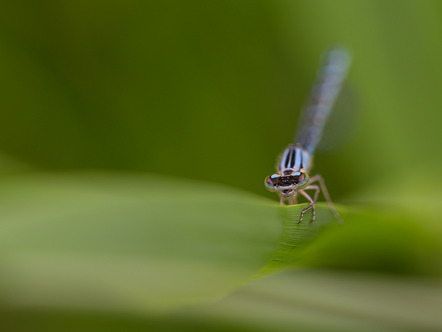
0,172,338,313
297,210,442,277
180,268,442,332
1,172,440,332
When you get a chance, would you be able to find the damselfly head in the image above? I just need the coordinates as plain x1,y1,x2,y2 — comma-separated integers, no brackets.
264,170,310,199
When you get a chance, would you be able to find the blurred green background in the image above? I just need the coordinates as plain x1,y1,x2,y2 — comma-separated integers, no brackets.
0,1,441,331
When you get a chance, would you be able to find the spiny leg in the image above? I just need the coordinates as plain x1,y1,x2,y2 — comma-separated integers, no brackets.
297,189,315,223
309,174,343,224
303,184,320,222
304,184,320,203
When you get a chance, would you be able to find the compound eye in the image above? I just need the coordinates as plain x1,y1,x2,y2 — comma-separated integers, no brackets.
297,172,309,188
264,175,277,192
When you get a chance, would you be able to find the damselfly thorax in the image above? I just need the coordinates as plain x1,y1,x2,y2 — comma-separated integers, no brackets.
264,47,351,224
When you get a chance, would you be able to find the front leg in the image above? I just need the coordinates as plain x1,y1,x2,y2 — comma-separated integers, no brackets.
300,185,320,222
308,174,343,224
297,189,316,223
303,184,320,203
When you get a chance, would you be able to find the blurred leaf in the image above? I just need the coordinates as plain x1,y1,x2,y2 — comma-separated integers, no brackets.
181,268,442,332
0,308,267,332
297,211,442,276
0,172,440,331
0,172,338,313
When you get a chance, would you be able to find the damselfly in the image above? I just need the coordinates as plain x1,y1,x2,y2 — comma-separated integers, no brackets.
264,48,351,224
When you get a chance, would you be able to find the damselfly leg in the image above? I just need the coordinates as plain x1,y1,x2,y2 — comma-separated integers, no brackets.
295,175,343,224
